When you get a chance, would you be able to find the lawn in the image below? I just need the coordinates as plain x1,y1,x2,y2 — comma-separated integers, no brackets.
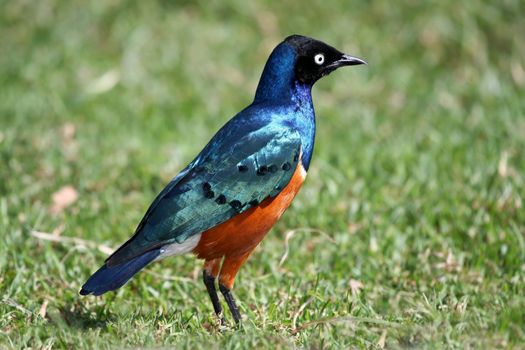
1,0,524,348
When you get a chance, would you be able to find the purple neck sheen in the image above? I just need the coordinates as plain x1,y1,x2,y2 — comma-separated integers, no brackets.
291,80,313,107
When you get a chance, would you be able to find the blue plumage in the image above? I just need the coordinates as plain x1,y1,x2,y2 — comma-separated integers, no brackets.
80,249,161,296
104,41,316,267
80,35,366,310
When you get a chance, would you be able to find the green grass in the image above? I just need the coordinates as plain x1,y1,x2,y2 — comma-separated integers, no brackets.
1,0,525,348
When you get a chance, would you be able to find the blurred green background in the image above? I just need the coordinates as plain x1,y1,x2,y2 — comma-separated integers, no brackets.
1,0,524,348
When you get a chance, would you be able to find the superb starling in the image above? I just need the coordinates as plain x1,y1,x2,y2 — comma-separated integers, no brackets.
81,35,366,324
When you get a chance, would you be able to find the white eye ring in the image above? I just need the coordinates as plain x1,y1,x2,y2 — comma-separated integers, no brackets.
314,53,325,65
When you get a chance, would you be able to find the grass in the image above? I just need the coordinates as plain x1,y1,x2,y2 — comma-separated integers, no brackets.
1,0,525,348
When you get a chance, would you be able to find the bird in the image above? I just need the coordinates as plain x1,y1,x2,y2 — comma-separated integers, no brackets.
80,34,366,325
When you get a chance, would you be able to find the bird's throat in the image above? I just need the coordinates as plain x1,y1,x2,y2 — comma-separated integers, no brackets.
291,81,313,109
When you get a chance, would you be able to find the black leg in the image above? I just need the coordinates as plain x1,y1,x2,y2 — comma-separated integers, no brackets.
219,283,242,324
203,270,225,325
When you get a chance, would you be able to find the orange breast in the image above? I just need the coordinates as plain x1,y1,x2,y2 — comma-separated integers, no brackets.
193,162,307,260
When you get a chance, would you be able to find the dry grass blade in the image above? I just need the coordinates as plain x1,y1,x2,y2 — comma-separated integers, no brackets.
31,230,114,255
291,297,313,330
2,297,32,315
377,330,387,348
38,300,49,319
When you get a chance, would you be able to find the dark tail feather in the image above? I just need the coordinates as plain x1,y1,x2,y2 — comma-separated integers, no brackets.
80,249,161,296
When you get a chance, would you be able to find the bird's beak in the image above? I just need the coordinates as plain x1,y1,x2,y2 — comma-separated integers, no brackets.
336,54,367,67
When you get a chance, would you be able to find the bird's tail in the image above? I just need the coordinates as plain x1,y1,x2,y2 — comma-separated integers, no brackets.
80,249,161,296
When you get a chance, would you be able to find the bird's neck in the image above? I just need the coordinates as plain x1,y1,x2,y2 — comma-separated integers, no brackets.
254,43,313,104
253,43,316,171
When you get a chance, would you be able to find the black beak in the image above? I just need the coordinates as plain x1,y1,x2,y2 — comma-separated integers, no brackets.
336,54,367,67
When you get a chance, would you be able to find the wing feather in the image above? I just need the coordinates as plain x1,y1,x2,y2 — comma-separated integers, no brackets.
106,124,301,266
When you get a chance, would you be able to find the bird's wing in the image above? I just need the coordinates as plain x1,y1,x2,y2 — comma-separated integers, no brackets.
106,124,301,266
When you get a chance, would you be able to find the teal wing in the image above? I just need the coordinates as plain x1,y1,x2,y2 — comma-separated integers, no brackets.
106,125,301,266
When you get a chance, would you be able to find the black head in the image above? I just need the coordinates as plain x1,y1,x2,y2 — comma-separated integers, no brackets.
285,35,366,84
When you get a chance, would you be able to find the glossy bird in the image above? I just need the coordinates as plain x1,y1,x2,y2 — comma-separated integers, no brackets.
80,34,366,324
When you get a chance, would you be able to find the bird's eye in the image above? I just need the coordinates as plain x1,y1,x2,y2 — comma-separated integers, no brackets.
314,53,325,65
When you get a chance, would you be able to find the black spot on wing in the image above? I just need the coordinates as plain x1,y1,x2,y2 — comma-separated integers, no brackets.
257,165,268,176
237,165,248,173
215,194,227,204
202,182,215,198
229,200,243,211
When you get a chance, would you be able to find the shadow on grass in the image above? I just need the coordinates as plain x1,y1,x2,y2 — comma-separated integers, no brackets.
47,302,114,330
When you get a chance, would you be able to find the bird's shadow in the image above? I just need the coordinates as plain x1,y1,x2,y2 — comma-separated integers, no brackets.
51,302,114,330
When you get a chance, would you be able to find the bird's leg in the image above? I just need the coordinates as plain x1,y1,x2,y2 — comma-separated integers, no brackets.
218,252,252,325
203,258,224,325
219,283,241,325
